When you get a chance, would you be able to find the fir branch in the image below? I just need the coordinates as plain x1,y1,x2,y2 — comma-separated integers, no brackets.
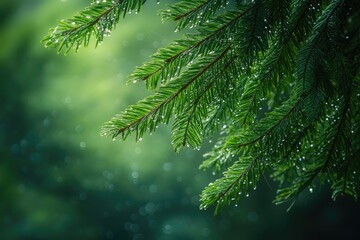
287,0,322,44
239,0,323,124
130,8,253,89
45,0,360,213
160,0,230,30
215,156,260,203
172,54,238,151
274,163,322,205
200,155,262,214
321,95,351,173
296,0,343,92
42,0,146,53
101,46,231,140
282,124,314,161
331,148,360,200
200,138,230,172
235,95,303,148
172,1,209,21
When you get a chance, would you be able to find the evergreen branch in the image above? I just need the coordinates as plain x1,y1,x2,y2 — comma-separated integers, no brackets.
297,0,343,92
171,79,212,151
276,91,351,204
321,95,351,173
274,163,322,205
177,80,214,149
240,78,262,125
332,148,360,200
46,0,360,213
239,0,323,125
215,156,260,203
130,8,252,89
60,1,121,35
287,0,322,44
232,94,303,149
42,0,146,53
172,54,238,151
181,101,204,147
173,0,209,21
102,46,231,140
283,124,313,161
203,101,227,132
200,154,262,214
160,0,230,30
200,138,230,172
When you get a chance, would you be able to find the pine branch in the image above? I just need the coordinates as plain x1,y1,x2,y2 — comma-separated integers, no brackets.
275,92,352,204
274,162,322,205
331,148,360,201
45,0,360,213
160,0,230,30
215,156,260,202
200,138,231,172
101,46,231,141
296,0,343,92
321,95,351,173
237,0,269,66
238,0,323,124
234,95,303,149
172,54,238,151
42,0,147,53
130,8,252,89
200,155,262,214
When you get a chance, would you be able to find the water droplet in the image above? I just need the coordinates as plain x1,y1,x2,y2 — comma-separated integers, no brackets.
80,141,87,149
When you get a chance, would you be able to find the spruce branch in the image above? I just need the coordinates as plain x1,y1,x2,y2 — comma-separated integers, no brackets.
160,0,230,30
200,155,262,214
45,0,360,213
321,95,351,174
42,0,147,53
238,0,324,124
101,46,231,141
172,54,238,151
130,7,253,89
274,162,322,205
234,95,303,149
296,0,343,92
331,148,360,201
215,155,260,202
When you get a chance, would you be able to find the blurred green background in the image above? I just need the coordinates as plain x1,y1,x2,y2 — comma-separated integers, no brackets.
0,1,359,239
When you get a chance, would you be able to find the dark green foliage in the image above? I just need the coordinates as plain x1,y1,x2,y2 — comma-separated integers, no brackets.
43,0,360,214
